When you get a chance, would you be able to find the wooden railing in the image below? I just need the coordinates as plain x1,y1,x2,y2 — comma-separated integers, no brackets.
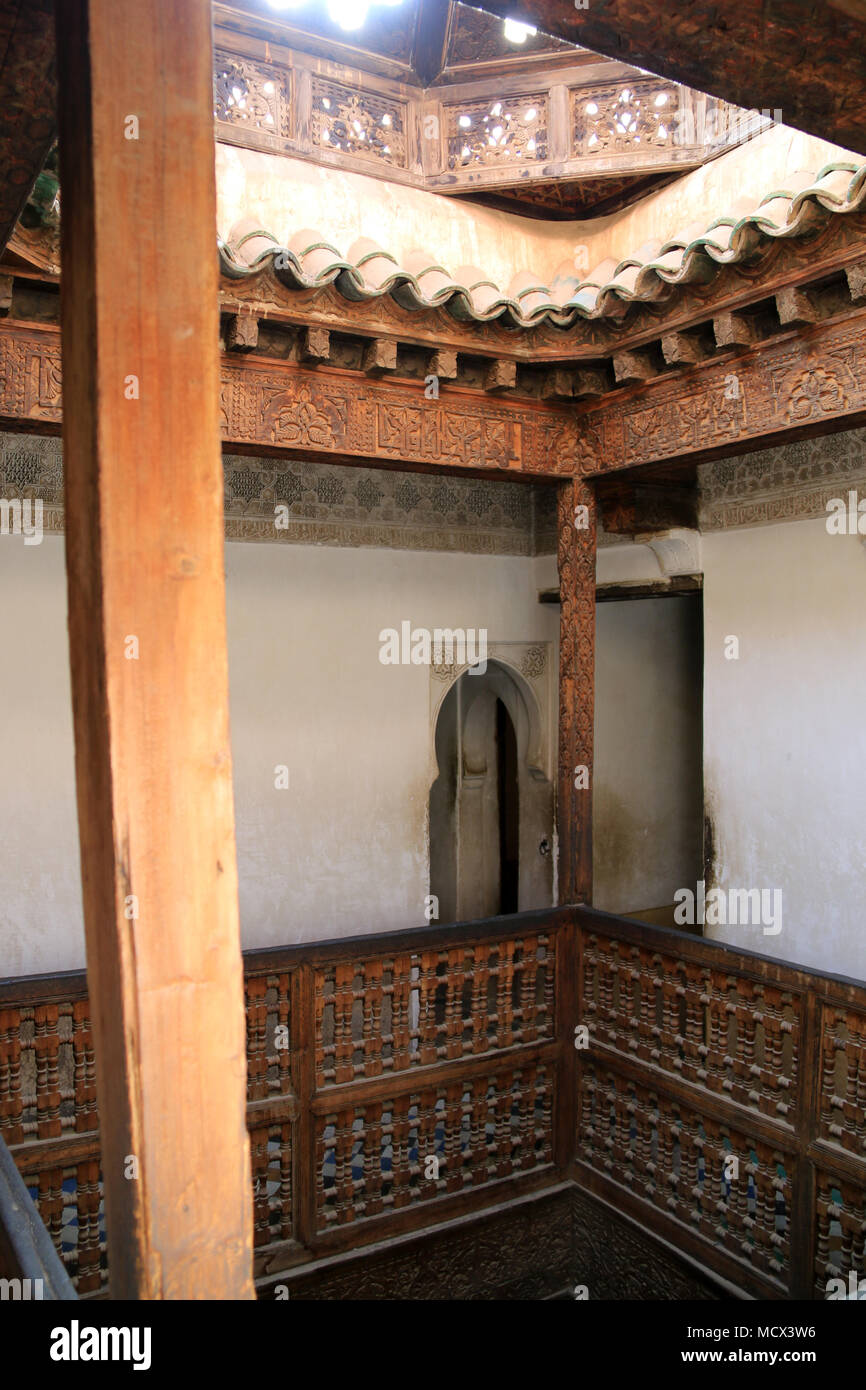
575,906,866,1301
2,904,864,1298
0,1131,77,1300
0,907,572,1294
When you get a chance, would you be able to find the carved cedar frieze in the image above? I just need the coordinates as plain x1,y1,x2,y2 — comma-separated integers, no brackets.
0,323,582,477
8,312,866,484
0,326,63,422
220,361,580,474
579,311,866,473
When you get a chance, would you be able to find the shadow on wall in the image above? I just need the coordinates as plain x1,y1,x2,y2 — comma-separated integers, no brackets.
593,591,704,930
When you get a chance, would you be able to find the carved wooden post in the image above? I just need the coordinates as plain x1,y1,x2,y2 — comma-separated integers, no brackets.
557,476,596,905
56,0,254,1298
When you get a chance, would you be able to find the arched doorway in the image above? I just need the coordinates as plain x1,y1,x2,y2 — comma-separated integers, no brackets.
429,660,553,924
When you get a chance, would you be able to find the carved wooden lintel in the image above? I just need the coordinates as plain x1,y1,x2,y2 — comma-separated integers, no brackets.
0,320,584,477
362,337,398,376
8,308,866,480
300,326,331,362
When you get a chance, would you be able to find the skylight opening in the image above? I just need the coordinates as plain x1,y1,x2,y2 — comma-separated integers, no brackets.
327,0,368,30
267,0,406,30
503,18,537,44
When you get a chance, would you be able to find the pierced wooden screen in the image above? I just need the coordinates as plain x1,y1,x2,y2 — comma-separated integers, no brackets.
4,906,864,1297
1,910,567,1289
574,907,866,1301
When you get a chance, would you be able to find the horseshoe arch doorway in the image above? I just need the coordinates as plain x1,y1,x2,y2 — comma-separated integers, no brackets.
429,660,554,924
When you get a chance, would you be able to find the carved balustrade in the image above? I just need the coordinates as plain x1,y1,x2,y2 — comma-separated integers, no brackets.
575,907,866,1300
0,908,569,1292
2,904,864,1298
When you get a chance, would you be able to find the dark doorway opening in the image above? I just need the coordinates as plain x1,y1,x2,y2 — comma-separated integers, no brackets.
496,697,519,914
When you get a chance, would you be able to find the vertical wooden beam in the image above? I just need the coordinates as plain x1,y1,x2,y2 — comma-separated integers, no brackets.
557,478,596,905
56,0,254,1299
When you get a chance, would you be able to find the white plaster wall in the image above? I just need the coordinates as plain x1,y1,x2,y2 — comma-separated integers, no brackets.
7,516,862,981
225,542,558,949
593,595,703,915
0,536,83,977
0,536,557,976
703,519,866,980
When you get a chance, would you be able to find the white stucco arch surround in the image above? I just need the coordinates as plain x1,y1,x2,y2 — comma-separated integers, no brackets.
428,646,556,922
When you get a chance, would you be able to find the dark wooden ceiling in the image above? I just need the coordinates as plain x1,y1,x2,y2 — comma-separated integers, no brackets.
453,171,680,221
0,0,55,253
479,0,866,156
217,0,600,85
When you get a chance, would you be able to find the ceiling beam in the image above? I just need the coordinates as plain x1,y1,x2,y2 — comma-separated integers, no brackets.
477,0,866,155
413,0,454,86
0,0,56,252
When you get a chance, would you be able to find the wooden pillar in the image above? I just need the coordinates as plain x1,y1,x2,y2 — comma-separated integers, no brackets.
557,477,596,905
56,0,254,1299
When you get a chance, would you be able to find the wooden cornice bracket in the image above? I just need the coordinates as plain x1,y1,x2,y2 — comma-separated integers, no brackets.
612,349,657,387
428,348,458,379
572,367,610,399
713,310,759,351
484,358,517,392
362,337,398,375
300,326,331,362
540,369,574,400
0,274,12,316
775,285,820,328
226,310,259,352
661,330,711,367
845,261,866,306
